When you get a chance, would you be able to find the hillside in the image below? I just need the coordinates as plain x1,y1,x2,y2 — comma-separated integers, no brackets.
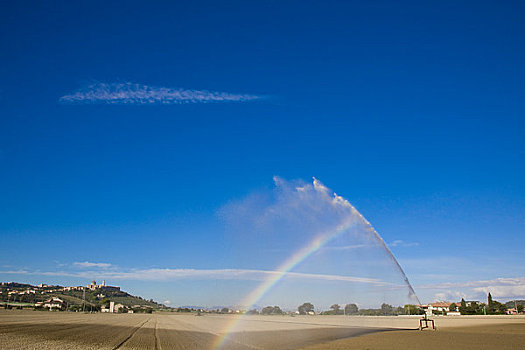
0,282,168,311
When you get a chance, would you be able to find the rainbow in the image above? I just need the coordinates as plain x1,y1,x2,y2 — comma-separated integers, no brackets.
212,217,357,350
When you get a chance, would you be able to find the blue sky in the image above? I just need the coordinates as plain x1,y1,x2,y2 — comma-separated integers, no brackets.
1,0,524,307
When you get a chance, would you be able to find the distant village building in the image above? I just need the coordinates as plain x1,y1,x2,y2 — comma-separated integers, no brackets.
101,301,127,313
114,303,126,313
63,286,84,291
43,297,65,310
429,302,453,312
87,280,120,292
10,289,37,295
100,285,120,292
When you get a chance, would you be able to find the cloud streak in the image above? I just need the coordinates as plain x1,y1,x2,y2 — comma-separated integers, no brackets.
73,261,112,268
418,277,525,299
60,82,262,105
0,266,388,286
389,240,419,248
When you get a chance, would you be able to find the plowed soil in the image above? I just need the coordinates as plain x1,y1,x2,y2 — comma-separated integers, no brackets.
1,310,523,349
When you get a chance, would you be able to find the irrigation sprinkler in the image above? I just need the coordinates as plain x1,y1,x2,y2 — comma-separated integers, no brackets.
419,313,436,331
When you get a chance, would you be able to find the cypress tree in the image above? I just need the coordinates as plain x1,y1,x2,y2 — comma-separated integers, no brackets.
459,298,467,315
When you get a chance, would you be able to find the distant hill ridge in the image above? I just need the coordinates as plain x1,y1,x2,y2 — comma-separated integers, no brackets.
1,281,169,311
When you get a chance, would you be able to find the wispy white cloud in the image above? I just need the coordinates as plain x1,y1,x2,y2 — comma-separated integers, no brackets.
434,291,467,302
73,261,112,268
418,277,525,300
59,82,262,104
0,266,388,286
473,284,525,298
418,277,525,290
389,240,419,248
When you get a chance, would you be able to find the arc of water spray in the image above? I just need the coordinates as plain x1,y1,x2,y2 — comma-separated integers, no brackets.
348,203,421,305
213,178,420,350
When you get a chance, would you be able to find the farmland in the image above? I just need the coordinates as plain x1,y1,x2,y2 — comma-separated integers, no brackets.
1,310,524,349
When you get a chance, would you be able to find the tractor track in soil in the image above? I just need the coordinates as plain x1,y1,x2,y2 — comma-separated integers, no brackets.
154,318,161,350
112,318,150,350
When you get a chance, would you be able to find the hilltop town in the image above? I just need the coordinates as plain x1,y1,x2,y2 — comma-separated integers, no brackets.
0,281,168,313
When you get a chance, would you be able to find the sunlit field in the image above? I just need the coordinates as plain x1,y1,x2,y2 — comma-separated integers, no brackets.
1,310,524,350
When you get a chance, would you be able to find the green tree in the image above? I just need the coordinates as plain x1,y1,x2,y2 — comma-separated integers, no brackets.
404,304,417,315
381,303,394,315
261,306,274,315
298,302,314,315
459,298,467,315
404,304,421,315
272,306,283,314
345,303,358,315
261,306,283,315
449,303,457,312
330,304,342,315
485,293,506,315
466,301,484,315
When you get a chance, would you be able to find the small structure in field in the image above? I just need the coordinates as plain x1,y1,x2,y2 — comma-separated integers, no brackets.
419,313,436,330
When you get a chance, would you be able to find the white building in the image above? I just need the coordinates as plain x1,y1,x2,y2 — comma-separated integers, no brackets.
43,297,65,310
101,301,127,313
419,302,461,316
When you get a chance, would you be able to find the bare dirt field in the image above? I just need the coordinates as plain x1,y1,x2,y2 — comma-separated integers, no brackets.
302,323,525,350
1,310,523,349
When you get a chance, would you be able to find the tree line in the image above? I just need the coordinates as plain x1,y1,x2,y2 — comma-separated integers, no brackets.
248,302,425,316
452,293,519,315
